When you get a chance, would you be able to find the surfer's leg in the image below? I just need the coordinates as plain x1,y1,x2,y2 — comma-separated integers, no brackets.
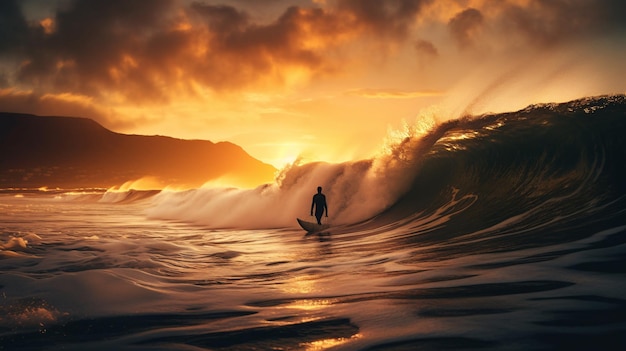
315,212,323,225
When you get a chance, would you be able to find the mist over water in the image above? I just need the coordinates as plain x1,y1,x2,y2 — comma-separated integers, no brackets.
1,95,626,350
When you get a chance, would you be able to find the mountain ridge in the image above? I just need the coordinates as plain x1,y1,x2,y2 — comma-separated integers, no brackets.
0,112,277,189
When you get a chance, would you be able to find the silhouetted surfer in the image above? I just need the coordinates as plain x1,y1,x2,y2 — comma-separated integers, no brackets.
311,186,328,225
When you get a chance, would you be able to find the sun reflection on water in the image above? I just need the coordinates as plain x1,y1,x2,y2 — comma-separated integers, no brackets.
286,298,338,311
281,274,322,294
300,333,363,351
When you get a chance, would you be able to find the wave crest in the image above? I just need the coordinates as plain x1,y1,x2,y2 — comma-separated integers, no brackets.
146,95,626,231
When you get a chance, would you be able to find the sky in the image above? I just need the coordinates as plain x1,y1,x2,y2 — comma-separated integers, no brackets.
1,0,625,167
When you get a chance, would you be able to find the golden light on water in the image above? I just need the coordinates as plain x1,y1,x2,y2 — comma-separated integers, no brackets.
281,275,323,295
300,333,363,351
286,299,338,311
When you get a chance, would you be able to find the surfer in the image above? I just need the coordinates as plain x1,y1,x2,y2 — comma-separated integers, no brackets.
311,186,328,225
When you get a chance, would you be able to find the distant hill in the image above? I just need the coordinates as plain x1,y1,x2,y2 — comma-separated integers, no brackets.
0,113,277,189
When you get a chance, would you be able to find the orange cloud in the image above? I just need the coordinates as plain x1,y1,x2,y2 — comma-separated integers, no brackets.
5,0,623,102
39,17,55,34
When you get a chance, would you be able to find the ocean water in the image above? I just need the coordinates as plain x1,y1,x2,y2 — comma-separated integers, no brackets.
1,95,626,350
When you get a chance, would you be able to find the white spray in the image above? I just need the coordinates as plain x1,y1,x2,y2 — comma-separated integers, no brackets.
146,114,440,229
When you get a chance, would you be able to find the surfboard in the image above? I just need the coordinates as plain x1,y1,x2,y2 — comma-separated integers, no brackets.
297,218,330,233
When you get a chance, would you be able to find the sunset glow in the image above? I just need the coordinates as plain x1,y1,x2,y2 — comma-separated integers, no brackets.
1,3,626,346
1,0,624,168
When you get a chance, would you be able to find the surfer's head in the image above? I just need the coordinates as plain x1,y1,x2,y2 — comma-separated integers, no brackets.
317,186,322,193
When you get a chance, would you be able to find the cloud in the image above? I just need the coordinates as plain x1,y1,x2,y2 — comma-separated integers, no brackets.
186,4,331,89
13,0,175,101
4,0,432,103
491,0,626,48
190,3,249,33
6,0,359,104
414,39,439,58
0,0,29,53
4,0,622,103
3,0,440,97
335,0,434,38
448,8,484,49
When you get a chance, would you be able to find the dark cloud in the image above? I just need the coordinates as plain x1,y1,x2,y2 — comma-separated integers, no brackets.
496,0,626,48
0,0,484,105
0,73,9,87
0,0,30,53
4,0,341,102
414,39,438,58
1,0,624,110
335,0,433,38
190,3,250,33
448,8,484,49
15,0,174,100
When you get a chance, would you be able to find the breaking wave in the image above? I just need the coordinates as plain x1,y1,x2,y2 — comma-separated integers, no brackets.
146,95,626,240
